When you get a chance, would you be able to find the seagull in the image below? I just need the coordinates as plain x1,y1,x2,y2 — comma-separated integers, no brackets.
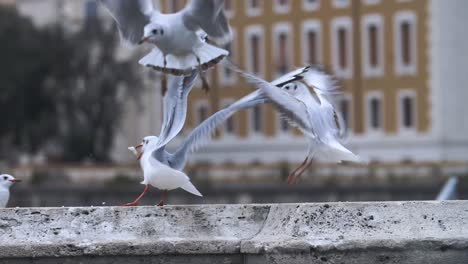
0,174,21,208
153,71,199,150
99,0,231,78
148,65,312,167
238,67,361,184
125,92,266,206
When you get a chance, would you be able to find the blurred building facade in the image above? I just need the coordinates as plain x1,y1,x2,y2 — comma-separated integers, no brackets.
181,0,468,164
2,0,468,166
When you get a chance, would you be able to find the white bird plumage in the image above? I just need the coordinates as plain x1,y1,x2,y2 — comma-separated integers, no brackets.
99,0,232,75
0,174,21,208
238,67,362,184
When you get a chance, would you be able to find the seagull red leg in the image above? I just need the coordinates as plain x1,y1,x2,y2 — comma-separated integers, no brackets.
287,158,309,185
289,159,313,185
123,184,149,206
157,190,168,207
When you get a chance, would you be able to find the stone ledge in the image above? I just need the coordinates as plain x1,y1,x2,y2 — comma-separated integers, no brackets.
0,201,468,263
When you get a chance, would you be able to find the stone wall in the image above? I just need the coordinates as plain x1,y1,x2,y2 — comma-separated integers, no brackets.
0,201,468,263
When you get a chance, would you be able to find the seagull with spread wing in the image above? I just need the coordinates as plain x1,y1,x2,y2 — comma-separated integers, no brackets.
99,0,231,79
238,67,361,184
123,66,314,205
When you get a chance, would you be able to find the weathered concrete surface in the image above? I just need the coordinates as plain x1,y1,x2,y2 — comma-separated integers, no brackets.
0,201,468,263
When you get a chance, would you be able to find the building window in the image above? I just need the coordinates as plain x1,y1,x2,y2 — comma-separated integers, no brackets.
367,92,384,132
250,105,263,134
245,26,265,77
398,91,417,131
362,14,384,77
338,95,352,131
273,23,293,77
303,0,320,11
302,20,322,65
333,0,350,8
332,17,353,78
195,102,210,125
338,29,348,68
246,0,262,16
221,100,237,136
274,0,291,13
394,11,417,75
277,113,290,135
224,0,235,17
166,0,185,12
218,29,237,86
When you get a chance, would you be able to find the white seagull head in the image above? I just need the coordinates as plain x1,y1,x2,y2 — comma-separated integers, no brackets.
0,174,21,189
139,24,167,45
130,136,159,160
281,82,310,98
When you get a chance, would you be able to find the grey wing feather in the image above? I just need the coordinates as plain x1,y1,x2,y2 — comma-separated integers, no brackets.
169,91,266,170
99,0,155,45
182,0,232,45
271,66,311,87
155,71,199,149
238,69,314,135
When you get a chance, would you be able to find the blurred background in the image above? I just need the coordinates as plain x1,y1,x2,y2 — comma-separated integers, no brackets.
1,0,468,207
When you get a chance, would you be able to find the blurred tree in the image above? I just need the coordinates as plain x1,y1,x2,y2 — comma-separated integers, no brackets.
0,6,60,159
0,6,143,163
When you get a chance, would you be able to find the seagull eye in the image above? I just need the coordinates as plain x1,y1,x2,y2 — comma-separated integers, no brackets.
152,29,158,35
285,86,290,90
3,176,7,180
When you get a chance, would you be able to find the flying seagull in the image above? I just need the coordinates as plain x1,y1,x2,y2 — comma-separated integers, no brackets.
99,0,231,78
238,67,361,184
0,174,21,208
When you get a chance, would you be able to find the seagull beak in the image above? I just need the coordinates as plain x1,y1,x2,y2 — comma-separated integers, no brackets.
138,36,150,45
135,144,143,149
9,178,21,183
137,152,143,161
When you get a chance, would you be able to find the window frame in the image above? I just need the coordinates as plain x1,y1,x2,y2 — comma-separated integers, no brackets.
217,28,238,86
245,25,266,78
337,93,353,134
245,0,262,17
193,100,211,127
303,0,320,11
366,91,384,133
331,17,353,79
272,22,294,78
362,14,384,77
394,11,418,76
220,99,238,138
397,89,417,133
274,0,291,14
248,104,264,136
301,19,322,65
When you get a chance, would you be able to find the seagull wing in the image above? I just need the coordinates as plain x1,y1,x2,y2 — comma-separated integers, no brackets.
155,71,199,149
239,70,315,137
271,66,311,87
168,91,266,170
304,67,345,136
99,0,156,45
182,0,232,45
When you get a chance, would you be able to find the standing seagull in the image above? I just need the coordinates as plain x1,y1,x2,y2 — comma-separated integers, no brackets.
99,0,231,77
125,92,266,206
0,174,21,208
238,68,361,184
